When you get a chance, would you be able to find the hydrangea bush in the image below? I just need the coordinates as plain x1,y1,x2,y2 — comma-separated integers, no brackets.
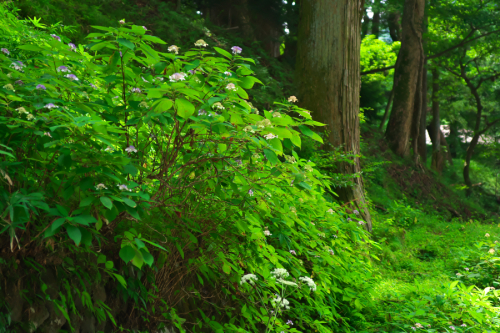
0,5,376,332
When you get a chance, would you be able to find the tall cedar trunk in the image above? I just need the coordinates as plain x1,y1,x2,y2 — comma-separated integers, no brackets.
430,68,443,172
411,60,423,164
379,88,394,130
385,0,425,157
387,12,402,41
418,63,428,162
296,0,372,232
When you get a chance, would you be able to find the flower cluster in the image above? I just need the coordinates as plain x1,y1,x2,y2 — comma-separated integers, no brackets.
271,296,290,309
231,46,242,54
168,45,180,54
125,145,138,153
264,133,278,140
96,183,108,190
57,66,71,73
212,102,225,110
288,96,298,103
299,276,317,291
65,74,78,81
169,72,187,82
194,39,208,47
240,273,258,285
226,83,237,91
271,268,289,279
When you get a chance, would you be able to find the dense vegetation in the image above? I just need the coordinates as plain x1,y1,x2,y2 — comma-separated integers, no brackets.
0,0,500,332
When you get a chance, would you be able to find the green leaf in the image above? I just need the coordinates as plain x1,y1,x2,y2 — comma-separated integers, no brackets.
263,149,280,166
123,164,138,175
119,245,136,263
97,254,106,264
17,44,44,52
105,261,114,269
239,76,262,89
214,47,232,59
112,273,127,288
222,262,231,274
122,198,137,208
79,197,94,207
66,225,82,246
117,38,135,50
298,125,323,143
175,98,195,119
152,98,173,112
100,196,113,210
140,249,154,267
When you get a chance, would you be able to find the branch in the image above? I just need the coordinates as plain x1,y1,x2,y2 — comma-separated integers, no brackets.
361,28,500,76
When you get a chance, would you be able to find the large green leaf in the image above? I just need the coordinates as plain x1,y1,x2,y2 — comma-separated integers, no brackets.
298,125,323,143
119,245,135,263
263,149,280,165
175,98,195,119
100,196,113,210
117,38,135,50
66,225,82,246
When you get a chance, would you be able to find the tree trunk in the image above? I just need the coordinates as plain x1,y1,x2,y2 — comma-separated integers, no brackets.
372,0,381,37
429,68,443,172
296,0,372,232
387,11,402,42
418,63,428,163
379,88,394,130
385,0,425,157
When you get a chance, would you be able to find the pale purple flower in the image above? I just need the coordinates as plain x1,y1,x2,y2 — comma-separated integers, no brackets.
231,46,242,54
43,132,52,138
286,320,293,326
90,83,97,89
118,184,131,191
235,159,242,165
328,249,334,255
10,61,24,71
119,51,123,57
347,217,352,221
125,145,138,153
131,87,141,93
50,34,61,42
65,74,79,81
44,103,57,109
119,19,125,25
410,327,416,331
188,70,195,75
248,189,254,196
224,71,232,76
460,324,466,327
358,221,365,225
95,183,107,190
142,26,147,30
14,80,23,85
36,84,46,90
68,43,76,51
57,65,71,73
198,109,207,116
290,250,296,255
353,209,359,215
449,326,455,331
169,72,187,82
1,48,9,55
333,235,338,239
465,267,469,271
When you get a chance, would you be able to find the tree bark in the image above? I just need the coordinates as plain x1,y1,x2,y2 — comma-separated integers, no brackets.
379,88,394,130
429,68,443,172
418,62,428,163
296,0,372,232
387,11,402,42
385,0,425,157
371,0,381,37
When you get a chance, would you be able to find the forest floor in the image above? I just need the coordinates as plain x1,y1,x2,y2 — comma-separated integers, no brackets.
359,126,500,332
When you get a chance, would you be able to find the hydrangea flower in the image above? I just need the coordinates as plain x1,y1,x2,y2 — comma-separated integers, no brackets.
16,107,28,115
95,183,107,190
57,66,71,73
272,112,281,118
168,45,180,54
329,249,334,255
489,248,495,254
456,273,462,276
449,326,455,331
119,19,125,24
415,323,423,328
288,96,298,103
289,250,296,255
65,74,78,81
327,208,334,214
299,276,317,291
231,46,242,54
271,296,290,309
264,229,272,236
226,83,237,91
68,43,76,51
125,145,138,153
10,61,24,71
264,133,278,140
142,26,147,30
43,132,52,138
194,39,208,47
44,103,57,109
240,274,258,285
3,84,14,91
50,34,61,41
358,221,365,225
212,102,225,110
36,84,46,90
1,48,9,55
14,80,23,85
89,83,97,89
353,209,359,215
460,324,466,327
26,114,35,120
118,184,131,191
248,189,254,196
105,146,114,152
224,71,232,76
286,320,293,326
243,126,255,133
198,109,207,116
485,233,490,237
131,88,141,93
169,72,187,82
465,267,469,271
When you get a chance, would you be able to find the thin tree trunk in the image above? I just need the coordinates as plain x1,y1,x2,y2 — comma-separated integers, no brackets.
430,68,443,172
372,0,381,37
387,12,402,42
379,88,394,130
296,0,372,232
418,62,428,163
411,60,423,165
385,0,425,157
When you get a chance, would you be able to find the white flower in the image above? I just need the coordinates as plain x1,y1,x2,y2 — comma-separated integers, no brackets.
485,233,490,237
43,132,52,138
271,296,290,309
16,107,28,115
169,72,187,82
224,71,232,76
276,278,298,287
240,273,258,285
271,268,289,279
226,83,237,91
125,145,138,153
288,96,298,103
272,112,281,118
119,19,125,24
141,76,149,83
105,146,114,152
3,84,14,91
290,206,296,213
328,249,334,255
489,248,495,254
168,45,180,54
139,101,148,108
57,66,71,73
118,184,131,191
456,273,462,276
243,126,255,133
264,133,278,140
358,221,365,225
327,208,334,214
194,39,208,47
264,229,272,236
26,114,35,120
95,183,107,190
45,103,57,109
212,102,225,110
299,276,317,291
